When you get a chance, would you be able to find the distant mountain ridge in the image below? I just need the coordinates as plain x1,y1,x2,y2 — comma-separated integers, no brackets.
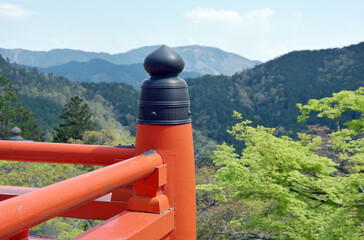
0,45,261,76
38,59,201,89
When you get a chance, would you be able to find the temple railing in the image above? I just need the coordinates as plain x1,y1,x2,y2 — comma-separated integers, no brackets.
0,150,164,239
0,45,196,240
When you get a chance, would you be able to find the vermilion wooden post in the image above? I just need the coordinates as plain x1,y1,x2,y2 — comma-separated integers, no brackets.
134,45,196,239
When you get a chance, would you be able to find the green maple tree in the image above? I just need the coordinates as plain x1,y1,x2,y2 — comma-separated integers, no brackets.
197,88,363,239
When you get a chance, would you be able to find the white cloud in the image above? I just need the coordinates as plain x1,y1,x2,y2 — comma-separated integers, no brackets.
184,7,241,23
0,4,36,20
184,7,274,26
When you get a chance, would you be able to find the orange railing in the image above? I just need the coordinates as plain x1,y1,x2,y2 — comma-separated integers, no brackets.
0,141,134,165
0,150,163,239
0,45,196,240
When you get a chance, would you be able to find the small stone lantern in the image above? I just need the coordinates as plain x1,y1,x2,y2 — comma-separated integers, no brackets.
8,127,24,141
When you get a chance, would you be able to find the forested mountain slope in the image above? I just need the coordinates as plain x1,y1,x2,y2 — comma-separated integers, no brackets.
0,56,136,137
188,42,364,143
38,59,201,89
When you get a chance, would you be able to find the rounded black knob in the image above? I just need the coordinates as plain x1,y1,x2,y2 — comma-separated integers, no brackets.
143,45,185,77
138,45,191,125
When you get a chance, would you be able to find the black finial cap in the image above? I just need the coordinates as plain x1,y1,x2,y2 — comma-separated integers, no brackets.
138,45,191,125
144,45,185,76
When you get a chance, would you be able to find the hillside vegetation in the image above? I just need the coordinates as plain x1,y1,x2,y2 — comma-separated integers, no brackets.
0,56,136,138
0,42,363,145
188,42,364,146
0,42,363,239
39,60,201,89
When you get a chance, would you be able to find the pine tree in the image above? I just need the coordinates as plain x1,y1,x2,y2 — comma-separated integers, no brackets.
53,96,96,143
0,75,44,141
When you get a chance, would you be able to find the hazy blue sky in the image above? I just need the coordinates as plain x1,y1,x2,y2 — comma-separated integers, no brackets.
1,0,363,61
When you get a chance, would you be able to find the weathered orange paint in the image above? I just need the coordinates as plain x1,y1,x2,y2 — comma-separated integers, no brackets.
0,140,134,165
0,152,162,239
73,209,174,240
134,123,196,239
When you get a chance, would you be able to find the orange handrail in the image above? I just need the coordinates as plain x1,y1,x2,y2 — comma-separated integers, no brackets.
0,151,162,239
0,140,134,165
0,45,197,239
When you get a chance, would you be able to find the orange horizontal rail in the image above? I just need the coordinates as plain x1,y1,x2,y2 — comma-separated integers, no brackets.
0,151,162,239
0,186,128,220
0,140,134,165
74,209,174,240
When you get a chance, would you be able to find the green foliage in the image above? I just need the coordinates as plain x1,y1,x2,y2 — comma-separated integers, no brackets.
0,75,44,140
69,129,134,146
81,82,139,134
53,96,96,143
31,218,85,239
0,55,135,138
68,129,134,177
12,107,45,141
40,60,147,89
197,88,364,239
193,129,217,167
0,75,18,138
17,94,63,133
298,87,364,174
188,42,364,146
0,161,82,188
298,87,364,133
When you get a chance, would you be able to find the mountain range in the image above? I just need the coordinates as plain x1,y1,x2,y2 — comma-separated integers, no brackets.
38,60,200,89
0,45,261,76
0,42,363,147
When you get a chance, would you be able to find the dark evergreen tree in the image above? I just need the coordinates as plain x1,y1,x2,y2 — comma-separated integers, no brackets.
0,75,17,138
0,75,44,141
13,107,45,141
53,96,96,143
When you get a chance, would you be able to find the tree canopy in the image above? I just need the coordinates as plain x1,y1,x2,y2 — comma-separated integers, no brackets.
0,75,44,141
197,88,363,239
